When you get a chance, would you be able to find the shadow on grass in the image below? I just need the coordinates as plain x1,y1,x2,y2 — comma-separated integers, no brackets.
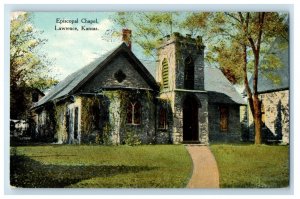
10,154,156,188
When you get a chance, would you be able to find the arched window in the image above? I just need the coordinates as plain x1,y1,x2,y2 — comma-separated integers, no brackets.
184,56,194,89
127,101,141,125
158,107,167,129
162,58,169,89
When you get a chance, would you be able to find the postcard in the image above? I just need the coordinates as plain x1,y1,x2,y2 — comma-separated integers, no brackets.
9,11,289,189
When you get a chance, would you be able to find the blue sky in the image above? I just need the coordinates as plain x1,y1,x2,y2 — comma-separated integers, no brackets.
29,12,153,81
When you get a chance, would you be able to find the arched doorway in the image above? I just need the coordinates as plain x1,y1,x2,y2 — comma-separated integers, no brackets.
183,95,199,142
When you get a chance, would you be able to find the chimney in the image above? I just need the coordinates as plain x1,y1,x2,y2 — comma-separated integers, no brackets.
122,29,132,50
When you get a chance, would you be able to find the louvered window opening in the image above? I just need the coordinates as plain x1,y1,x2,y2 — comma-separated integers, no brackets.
162,59,169,89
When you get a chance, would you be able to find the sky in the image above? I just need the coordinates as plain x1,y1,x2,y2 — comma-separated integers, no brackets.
28,12,154,81
3,3,299,198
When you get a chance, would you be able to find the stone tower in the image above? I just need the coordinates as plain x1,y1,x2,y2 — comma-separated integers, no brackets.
156,33,209,144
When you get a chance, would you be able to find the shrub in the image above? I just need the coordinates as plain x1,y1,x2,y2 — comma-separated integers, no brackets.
124,131,141,146
102,123,112,145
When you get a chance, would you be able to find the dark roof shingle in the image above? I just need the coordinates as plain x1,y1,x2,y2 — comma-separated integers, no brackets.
35,43,158,108
205,67,246,105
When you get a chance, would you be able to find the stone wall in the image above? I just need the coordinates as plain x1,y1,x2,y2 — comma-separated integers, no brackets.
172,91,209,144
248,90,289,144
240,105,249,141
79,90,156,145
35,104,57,142
156,33,205,91
81,53,151,92
54,103,68,144
155,98,173,144
157,39,177,91
208,104,241,143
175,42,205,90
118,91,156,144
156,33,208,144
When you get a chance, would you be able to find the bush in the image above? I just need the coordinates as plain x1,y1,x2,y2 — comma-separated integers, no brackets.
102,123,112,145
124,131,141,146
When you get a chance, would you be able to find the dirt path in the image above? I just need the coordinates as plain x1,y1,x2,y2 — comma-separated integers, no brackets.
186,145,220,188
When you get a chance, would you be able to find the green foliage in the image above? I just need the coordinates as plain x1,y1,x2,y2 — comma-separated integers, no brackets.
10,12,58,119
102,123,112,145
113,12,288,87
54,104,67,142
10,13,58,90
124,130,141,146
180,12,210,36
184,12,288,144
10,145,192,188
80,97,100,136
212,41,244,84
113,12,186,59
210,144,289,188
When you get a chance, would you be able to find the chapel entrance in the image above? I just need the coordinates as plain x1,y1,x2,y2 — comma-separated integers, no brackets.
183,95,199,142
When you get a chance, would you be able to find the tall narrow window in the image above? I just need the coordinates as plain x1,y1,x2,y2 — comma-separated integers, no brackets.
220,106,229,132
261,102,265,126
158,108,167,129
32,92,39,102
162,58,169,89
184,56,194,89
127,101,141,125
74,107,79,139
41,111,46,125
66,109,70,134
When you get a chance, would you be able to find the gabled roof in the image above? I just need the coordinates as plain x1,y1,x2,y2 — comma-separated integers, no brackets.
28,87,45,97
205,67,246,105
35,43,159,108
249,36,289,93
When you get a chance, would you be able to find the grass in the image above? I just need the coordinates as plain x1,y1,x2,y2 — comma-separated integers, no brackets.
10,144,192,188
210,144,289,188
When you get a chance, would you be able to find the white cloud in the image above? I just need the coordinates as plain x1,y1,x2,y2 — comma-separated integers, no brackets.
43,18,121,80
10,11,26,20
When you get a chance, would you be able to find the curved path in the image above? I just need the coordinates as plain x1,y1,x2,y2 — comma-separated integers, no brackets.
186,145,220,188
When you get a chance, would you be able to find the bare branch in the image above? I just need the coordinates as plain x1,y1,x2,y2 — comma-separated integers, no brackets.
238,12,244,23
225,12,241,23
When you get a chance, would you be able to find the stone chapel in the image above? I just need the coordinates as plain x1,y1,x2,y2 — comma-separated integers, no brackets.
32,30,245,144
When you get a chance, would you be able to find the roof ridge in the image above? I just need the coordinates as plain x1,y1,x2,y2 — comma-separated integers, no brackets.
34,43,125,108
34,42,159,108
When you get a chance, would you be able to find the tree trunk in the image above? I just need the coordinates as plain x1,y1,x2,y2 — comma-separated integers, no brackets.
253,95,262,144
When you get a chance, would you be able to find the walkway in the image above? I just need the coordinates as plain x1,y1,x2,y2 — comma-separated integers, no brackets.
186,145,220,188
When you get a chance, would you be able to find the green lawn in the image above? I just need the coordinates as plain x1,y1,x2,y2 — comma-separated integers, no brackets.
10,145,192,188
210,144,289,188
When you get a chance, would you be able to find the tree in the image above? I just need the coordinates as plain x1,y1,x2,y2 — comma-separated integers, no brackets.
10,12,58,119
113,12,196,60
186,12,287,144
113,11,288,144
238,12,287,144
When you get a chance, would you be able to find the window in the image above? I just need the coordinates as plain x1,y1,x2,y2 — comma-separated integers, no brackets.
41,111,46,125
74,107,79,139
261,102,265,126
114,70,126,83
158,108,167,129
32,92,39,102
184,56,194,89
220,106,229,132
127,101,141,125
162,58,169,89
66,108,70,133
